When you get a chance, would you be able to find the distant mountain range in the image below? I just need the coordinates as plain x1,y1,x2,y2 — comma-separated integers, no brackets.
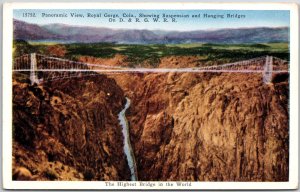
14,19,289,44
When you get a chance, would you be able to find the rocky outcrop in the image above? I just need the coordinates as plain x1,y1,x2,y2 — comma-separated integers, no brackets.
13,75,130,181
79,54,129,68
112,72,289,181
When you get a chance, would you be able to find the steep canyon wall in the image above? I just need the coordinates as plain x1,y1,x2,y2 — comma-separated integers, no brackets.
13,75,130,181
112,72,289,181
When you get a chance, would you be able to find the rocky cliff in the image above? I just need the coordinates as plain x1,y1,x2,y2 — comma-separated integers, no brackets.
12,64,289,181
12,75,130,181
111,72,289,181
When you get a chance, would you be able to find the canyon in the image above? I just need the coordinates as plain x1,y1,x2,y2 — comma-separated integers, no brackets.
12,57,289,181
110,71,289,181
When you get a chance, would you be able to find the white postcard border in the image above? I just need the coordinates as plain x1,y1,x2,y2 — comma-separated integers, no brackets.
2,2,299,190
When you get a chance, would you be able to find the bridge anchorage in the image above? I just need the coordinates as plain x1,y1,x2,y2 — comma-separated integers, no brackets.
13,53,289,85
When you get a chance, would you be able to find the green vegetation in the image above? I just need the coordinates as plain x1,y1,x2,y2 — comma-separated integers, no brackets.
13,40,36,57
13,40,289,67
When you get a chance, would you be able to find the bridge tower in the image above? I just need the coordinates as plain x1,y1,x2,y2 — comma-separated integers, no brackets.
263,55,273,84
30,53,39,85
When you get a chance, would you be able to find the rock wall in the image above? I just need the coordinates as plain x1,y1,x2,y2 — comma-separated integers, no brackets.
12,75,130,181
112,72,289,181
12,70,289,181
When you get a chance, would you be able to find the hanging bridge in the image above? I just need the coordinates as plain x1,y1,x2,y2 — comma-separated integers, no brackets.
13,53,289,85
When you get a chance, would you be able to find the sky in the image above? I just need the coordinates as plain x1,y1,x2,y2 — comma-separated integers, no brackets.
14,9,290,31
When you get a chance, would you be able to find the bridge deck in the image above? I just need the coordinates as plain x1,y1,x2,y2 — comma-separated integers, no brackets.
12,54,289,84
13,69,289,73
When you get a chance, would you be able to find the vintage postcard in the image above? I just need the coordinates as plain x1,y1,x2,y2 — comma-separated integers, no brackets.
2,2,299,190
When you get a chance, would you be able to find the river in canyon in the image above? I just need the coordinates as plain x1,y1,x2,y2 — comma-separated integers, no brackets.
118,97,138,181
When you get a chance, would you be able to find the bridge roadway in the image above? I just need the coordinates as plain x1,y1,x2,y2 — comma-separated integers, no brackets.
12,54,289,84
13,68,289,73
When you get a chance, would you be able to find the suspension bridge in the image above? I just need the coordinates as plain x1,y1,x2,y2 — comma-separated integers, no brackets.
13,53,289,85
